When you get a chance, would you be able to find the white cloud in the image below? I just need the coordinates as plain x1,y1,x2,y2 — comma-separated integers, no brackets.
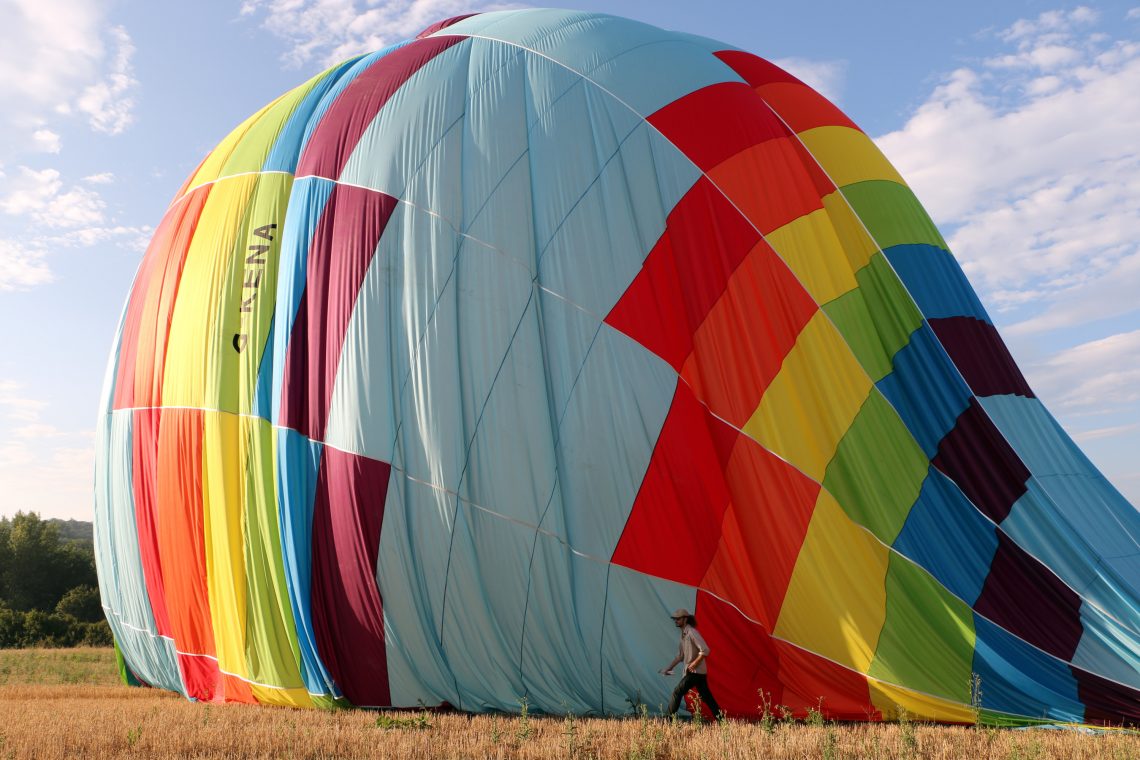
0,166,106,228
772,58,846,104
1025,329,1140,414
0,239,52,290
874,11,1140,338
31,129,61,154
241,0,522,68
82,172,114,185
1126,8,1140,20
75,25,137,135
1073,422,1140,442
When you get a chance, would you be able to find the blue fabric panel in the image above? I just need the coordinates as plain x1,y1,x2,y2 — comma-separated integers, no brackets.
972,615,1084,722
875,324,973,459
980,395,1140,587
601,566,697,715
250,319,275,421
263,57,365,174
270,176,334,426
884,244,991,323
539,121,701,317
892,468,999,606
274,427,339,697
1074,604,1140,691
377,473,466,708
94,411,184,694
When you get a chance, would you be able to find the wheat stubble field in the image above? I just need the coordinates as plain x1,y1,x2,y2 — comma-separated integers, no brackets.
1,649,1139,759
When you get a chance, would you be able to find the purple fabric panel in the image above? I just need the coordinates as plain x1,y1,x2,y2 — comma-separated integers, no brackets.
975,531,1083,662
932,398,1029,523
296,35,465,180
417,13,481,38
928,317,1035,398
311,447,392,706
1072,664,1140,725
279,185,398,441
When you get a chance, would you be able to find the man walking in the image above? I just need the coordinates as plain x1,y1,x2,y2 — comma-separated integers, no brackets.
660,608,721,719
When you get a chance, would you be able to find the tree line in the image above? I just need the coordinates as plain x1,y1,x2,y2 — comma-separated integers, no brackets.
0,512,112,647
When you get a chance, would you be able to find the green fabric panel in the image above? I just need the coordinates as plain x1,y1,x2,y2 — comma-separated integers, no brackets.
823,391,927,544
869,554,976,704
823,290,892,382
841,180,947,251
221,74,326,176
244,418,308,691
114,638,142,687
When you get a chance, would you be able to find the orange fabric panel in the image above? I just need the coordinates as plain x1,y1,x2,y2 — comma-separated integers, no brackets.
680,240,818,429
774,640,878,720
756,82,859,133
706,136,824,235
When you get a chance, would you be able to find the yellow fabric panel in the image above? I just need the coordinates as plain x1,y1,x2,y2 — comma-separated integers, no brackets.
742,311,872,481
187,98,282,192
222,71,329,177
799,126,907,188
250,684,314,709
202,410,250,683
773,490,889,673
765,209,858,304
162,173,291,413
869,680,975,724
820,192,879,274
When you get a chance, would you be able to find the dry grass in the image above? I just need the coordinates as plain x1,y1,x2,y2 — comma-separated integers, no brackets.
1,649,1138,759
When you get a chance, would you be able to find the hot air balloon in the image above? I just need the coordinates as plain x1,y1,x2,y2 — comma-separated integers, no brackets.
95,9,1140,724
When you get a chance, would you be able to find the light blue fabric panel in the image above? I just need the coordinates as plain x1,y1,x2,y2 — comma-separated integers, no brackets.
263,57,365,174
544,328,678,560
294,44,411,165
875,324,973,459
340,41,472,209
540,122,700,317
269,176,335,426
892,469,999,606
979,395,1140,585
461,299,556,526
519,525,610,714
971,615,1083,722
601,566,697,715
884,244,991,323
377,472,466,707
95,411,184,694
274,427,340,697
1074,604,1140,691
438,500,533,711
533,290,602,424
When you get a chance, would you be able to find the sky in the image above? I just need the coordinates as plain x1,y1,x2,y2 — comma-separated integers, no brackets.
0,0,1137,521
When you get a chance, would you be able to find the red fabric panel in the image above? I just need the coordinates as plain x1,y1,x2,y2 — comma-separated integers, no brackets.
222,673,257,704
706,137,825,234
929,317,1035,399
154,408,223,702
975,532,1083,662
611,383,730,586
755,82,859,133
695,591,783,719
130,187,211,409
933,399,1029,524
1072,665,1140,725
280,185,398,441
130,409,172,637
680,240,818,429
605,177,760,372
774,639,878,720
311,447,393,707
417,13,479,38
715,50,803,88
701,435,820,629
649,82,787,172
297,36,465,180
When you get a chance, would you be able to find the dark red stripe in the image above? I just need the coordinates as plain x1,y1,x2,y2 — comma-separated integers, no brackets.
296,35,465,180
715,50,804,88
417,13,479,38
714,50,858,132
1072,665,1140,725
604,177,760,372
975,531,1083,662
933,399,1030,524
929,317,1035,398
130,409,172,637
649,81,789,172
280,185,398,441
311,447,392,706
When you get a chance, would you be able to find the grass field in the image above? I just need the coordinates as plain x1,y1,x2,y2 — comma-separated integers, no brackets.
1,648,1139,759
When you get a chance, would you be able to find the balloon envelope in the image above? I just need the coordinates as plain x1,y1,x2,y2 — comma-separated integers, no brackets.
95,9,1140,724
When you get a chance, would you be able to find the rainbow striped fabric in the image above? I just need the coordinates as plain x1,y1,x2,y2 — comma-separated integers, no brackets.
95,9,1140,723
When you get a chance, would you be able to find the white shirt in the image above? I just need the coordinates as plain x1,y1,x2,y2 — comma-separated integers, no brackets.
678,624,710,675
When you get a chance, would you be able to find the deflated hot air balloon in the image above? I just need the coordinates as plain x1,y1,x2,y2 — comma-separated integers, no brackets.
95,9,1140,724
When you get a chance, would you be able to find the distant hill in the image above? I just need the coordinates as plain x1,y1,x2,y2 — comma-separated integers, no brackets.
48,519,93,547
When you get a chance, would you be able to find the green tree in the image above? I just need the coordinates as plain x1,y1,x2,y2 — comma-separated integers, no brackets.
56,585,104,622
1,512,97,612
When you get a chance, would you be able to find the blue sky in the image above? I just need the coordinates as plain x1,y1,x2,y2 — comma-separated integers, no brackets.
0,0,1137,520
